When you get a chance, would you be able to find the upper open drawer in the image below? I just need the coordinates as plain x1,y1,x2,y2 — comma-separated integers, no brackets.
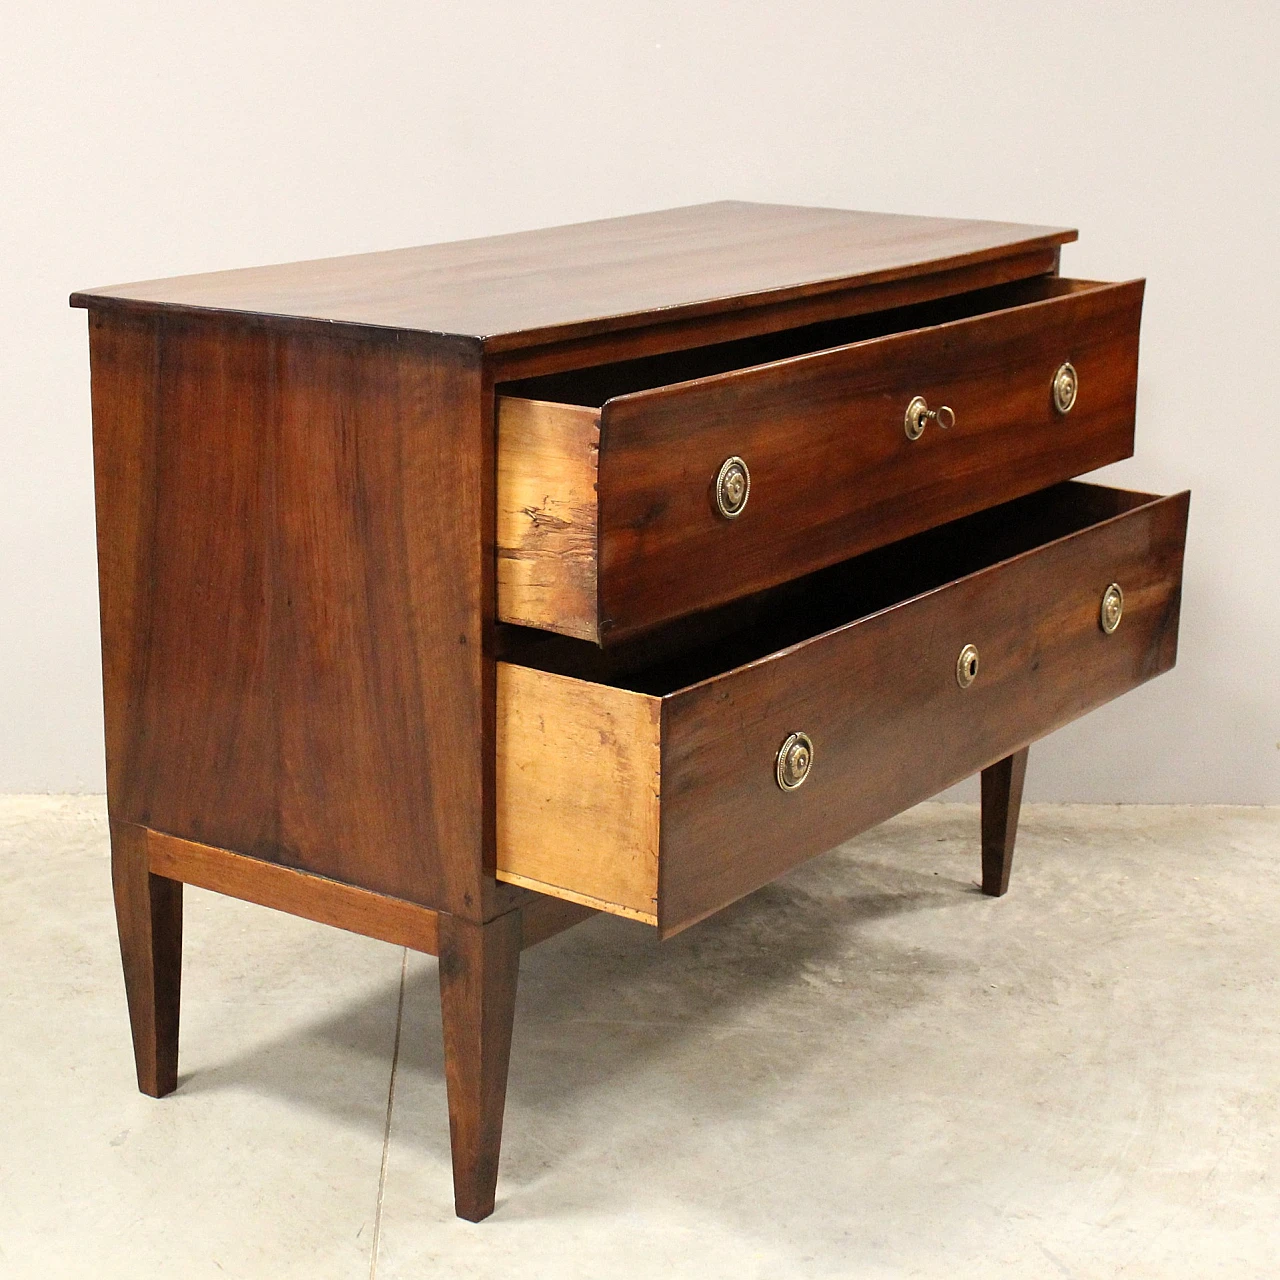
497,275,1145,644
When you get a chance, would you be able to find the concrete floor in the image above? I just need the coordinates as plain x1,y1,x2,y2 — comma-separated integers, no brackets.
1,797,1277,1278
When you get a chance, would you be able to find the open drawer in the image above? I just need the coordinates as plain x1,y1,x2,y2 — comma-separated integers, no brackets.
497,275,1145,643
496,482,1189,936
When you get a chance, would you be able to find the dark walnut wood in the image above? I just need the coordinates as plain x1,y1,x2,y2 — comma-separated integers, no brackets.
87,310,499,920
146,826,443,954
74,203,1182,1221
494,483,1188,935
142,824,593,958
71,202,1073,354
438,909,523,1222
981,747,1030,896
110,819,182,1097
598,278,1141,639
499,274,1144,641
657,485,1187,934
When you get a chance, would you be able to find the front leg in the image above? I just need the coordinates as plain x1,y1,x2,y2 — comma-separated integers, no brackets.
437,908,522,1222
110,820,183,1096
980,746,1029,897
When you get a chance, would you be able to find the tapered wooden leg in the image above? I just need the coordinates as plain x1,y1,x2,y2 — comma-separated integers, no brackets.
981,746,1029,897
109,820,182,1097
437,908,522,1222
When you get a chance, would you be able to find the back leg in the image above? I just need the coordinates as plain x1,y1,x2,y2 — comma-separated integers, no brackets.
980,747,1029,897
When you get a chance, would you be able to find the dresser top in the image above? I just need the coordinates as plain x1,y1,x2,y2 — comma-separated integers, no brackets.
71,201,1075,351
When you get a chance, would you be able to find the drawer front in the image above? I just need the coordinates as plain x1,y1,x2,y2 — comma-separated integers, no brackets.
496,484,1188,936
596,278,1144,639
658,485,1186,933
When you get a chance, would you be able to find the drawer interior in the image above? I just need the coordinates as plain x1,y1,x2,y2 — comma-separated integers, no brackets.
500,276,1106,407
498,481,1156,695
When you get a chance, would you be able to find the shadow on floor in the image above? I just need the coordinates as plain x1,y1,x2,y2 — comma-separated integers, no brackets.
175,822,987,1149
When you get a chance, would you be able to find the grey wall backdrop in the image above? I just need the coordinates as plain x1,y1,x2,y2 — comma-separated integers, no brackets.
2,2,1276,801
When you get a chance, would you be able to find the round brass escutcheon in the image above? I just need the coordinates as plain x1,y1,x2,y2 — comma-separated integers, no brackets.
776,731,814,791
956,643,980,689
1100,582,1124,634
715,455,751,519
1053,361,1079,414
904,395,929,440
904,396,955,441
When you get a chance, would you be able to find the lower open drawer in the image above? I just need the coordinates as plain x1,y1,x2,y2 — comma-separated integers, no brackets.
496,482,1189,936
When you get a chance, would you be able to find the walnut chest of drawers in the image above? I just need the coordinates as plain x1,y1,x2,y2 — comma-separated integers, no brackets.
72,201,1189,1221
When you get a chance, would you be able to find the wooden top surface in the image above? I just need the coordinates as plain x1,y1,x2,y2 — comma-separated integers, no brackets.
70,201,1075,350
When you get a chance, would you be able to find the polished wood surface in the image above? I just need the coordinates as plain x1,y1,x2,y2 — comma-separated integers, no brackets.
487,246,1063,382
500,275,1144,641
438,910,523,1222
88,311,494,919
78,203,1181,1222
110,819,182,1098
495,664,661,923
496,484,1188,934
496,396,600,641
71,202,1074,352
146,827,441,954
143,826,591,958
658,484,1187,935
981,747,1030,896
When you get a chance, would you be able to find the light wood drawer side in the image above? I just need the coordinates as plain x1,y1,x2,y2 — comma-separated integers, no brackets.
496,397,600,642
496,662,661,923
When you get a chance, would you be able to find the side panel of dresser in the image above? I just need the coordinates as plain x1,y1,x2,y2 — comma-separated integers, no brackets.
87,310,495,918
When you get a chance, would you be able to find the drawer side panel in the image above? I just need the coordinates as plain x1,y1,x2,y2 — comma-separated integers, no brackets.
497,397,601,641
496,664,662,923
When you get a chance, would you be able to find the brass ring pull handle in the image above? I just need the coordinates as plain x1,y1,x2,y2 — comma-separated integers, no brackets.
776,731,814,791
904,395,956,440
1053,362,1078,414
714,455,750,519
1100,582,1124,633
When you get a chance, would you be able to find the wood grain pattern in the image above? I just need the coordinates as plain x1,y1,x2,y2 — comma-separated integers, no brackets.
89,315,161,816
981,747,1030,896
146,827,441,953
488,246,1062,383
657,486,1188,935
495,664,661,924
438,910,522,1222
496,397,600,640
77,205,1176,1223
110,819,182,1097
87,311,492,919
496,276,1143,641
592,276,1144,639
142,825,592,956
495,484,1188,934
71,202,1075,353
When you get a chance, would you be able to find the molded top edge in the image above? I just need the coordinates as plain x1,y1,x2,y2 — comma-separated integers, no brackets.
70,200,1076,349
